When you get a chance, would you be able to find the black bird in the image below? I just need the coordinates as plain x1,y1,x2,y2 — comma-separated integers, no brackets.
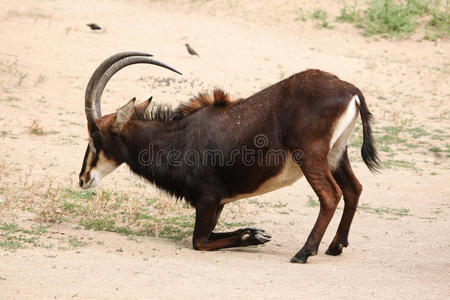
185,43,199,56
87,23,102,30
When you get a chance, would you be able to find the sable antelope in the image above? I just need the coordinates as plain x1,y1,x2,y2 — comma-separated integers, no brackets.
79,51,379,263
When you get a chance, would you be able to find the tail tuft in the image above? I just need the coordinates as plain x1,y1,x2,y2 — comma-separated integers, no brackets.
357,93,381,173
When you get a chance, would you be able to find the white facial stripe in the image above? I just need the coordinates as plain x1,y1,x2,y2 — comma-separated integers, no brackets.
94,152,119,177
81,151,119,189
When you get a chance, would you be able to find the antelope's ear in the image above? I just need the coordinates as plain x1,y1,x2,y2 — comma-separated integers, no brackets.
112,98,136,132
134,96,152,119
144,96,153,116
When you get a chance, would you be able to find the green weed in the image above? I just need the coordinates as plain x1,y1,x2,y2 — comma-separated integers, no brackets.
157,215,194,240
0,239,24,251
67,236,87,248
311,9,334,29
406,0,433,16
306,196,319,207
80,217,116,232
21,224,48,235
34,74,47,86
17,72,27,86
296,8,307,21
0,222,51,251
405,127,428,139
80,213,195,241
425,1,450,40
0,130,14,139
0,96,20,102
0,222,20,233
219,221,256,229
273,201,288,208
2,170,257,245
359,203,411,217
429,146,443,152
338,0,449,39
348,122,448,169
337,0,363,23
381,159,417,169
364,0,417,37
63,188,96,201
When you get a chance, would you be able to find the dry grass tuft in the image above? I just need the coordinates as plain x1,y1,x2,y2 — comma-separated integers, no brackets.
27,119,58,136
0,169,252,242
28,119,44,135
0,165,194,241
0,157,252,244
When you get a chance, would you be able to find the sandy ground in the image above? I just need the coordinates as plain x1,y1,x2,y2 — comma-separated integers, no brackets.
0,0,449,299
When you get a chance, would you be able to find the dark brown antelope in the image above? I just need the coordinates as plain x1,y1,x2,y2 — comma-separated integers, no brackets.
79,51,379,263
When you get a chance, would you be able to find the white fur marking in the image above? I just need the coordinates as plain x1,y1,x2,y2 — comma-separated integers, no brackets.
220,154,303,205
328,95,360,170
241,234,250,241
81,152,118,189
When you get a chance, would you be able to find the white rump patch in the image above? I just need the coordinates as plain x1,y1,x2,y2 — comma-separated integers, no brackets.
328,95,360,170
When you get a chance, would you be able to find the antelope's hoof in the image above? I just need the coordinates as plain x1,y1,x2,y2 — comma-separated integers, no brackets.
290,248,317,264
241,228,271,244
325,242,348,256
254,232,271,243
289,256,307,264
242,227,266,233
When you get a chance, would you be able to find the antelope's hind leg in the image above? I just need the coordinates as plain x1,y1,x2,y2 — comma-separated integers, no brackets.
290,148,343,263
326,149,362,256
192,199,271,251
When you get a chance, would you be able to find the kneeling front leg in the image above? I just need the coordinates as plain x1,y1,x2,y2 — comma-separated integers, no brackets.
192,199,271,251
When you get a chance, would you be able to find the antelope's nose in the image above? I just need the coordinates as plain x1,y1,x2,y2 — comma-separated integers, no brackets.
79,177,84,187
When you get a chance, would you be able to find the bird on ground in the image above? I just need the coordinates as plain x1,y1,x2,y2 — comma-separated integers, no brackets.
185,43,199,56
87,23,102,30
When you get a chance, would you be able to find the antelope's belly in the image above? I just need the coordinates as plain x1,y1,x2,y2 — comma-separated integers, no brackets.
220,155,303,205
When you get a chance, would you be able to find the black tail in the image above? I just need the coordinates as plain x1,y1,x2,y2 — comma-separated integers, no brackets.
357,92,380,172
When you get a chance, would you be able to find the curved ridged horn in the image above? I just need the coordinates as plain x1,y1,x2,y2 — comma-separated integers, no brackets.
85,52,154,123
85,54,182,123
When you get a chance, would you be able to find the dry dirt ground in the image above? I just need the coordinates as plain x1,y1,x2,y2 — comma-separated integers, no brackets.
0,0,449,299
